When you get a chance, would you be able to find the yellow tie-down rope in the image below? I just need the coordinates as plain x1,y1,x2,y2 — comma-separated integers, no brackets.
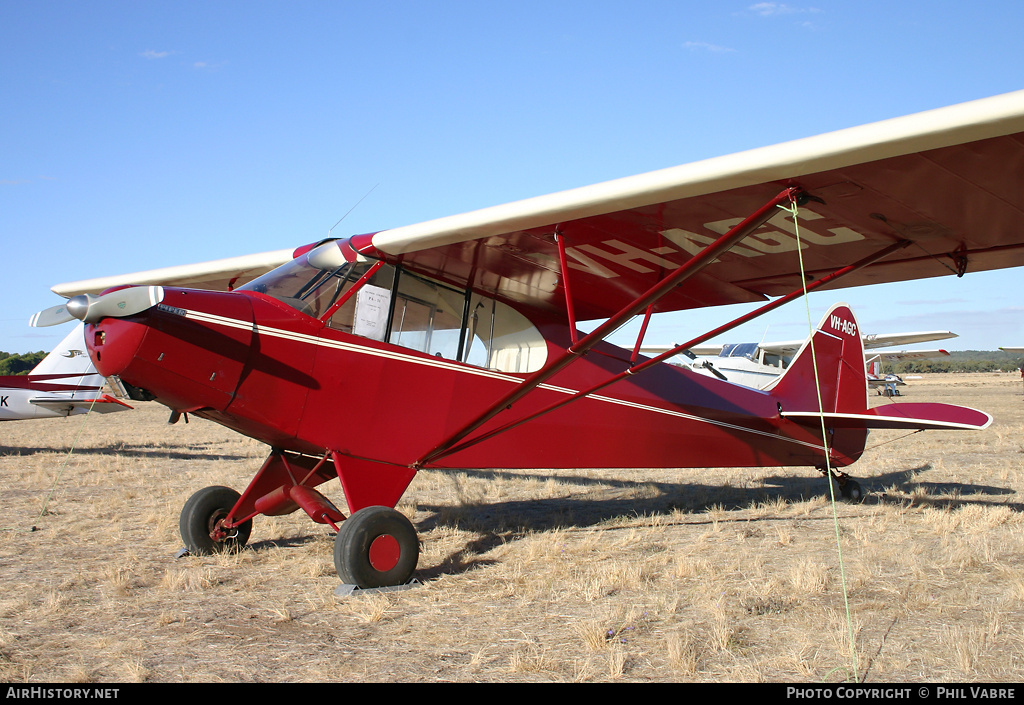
777,196,860,682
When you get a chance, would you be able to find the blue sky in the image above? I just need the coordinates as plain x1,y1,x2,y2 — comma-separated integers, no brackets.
3,1,1024,354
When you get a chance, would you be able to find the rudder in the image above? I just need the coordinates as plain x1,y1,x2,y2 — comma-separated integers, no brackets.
767,303,868,416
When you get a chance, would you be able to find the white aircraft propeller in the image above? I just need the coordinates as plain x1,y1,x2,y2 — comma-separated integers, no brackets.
29,303,74,327
30,286,165,327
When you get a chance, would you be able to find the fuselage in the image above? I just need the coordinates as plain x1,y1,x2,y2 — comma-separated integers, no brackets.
86,283,860,472
0,375,103,420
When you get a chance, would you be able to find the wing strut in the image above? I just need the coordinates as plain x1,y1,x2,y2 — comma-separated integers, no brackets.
415,186,805,468
554,229,580,346
630,304,656,364
421,237,912,463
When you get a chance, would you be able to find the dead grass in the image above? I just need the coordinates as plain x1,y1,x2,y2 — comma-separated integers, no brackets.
1,372,1023,682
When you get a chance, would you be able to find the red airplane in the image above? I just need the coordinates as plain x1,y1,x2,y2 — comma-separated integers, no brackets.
32,90,1024,589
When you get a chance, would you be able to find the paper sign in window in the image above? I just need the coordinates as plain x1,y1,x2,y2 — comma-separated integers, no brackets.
353,284,391,341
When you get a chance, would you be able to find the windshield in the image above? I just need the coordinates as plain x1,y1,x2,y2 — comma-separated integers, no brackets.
720,342,759,360
239,243,548,373
239,242,363,319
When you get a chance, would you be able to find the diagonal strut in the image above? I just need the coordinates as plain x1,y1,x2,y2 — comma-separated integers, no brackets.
415,186,805,468
422,237,912,462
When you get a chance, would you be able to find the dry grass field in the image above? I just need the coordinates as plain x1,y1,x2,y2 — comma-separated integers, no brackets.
1,372,1023,683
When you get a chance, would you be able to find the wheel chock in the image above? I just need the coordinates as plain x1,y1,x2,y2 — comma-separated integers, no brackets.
334,578,422,598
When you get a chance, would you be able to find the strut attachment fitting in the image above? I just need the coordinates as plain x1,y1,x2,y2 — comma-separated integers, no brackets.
950,246,969,277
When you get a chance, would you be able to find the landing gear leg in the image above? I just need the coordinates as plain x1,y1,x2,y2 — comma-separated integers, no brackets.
333,506,419,588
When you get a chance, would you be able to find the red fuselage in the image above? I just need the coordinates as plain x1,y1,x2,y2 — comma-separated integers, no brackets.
86,287,857,474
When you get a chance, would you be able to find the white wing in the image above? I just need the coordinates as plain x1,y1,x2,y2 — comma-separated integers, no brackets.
862,331,957,350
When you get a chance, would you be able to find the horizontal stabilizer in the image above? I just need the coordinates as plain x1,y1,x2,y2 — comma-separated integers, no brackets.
782,402,991,431
30,395,134,415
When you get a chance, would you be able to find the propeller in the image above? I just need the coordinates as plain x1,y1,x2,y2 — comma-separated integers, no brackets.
701,360,729,381
30,286,165,327
29,303,75,327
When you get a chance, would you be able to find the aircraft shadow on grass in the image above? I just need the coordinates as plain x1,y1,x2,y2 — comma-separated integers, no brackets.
420,463,1019,525
196,462,1021,583
413,464,1022,582
0,441,251,462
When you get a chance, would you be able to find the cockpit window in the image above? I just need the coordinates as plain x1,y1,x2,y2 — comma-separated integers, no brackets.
719,342,758,360
238,244,547,373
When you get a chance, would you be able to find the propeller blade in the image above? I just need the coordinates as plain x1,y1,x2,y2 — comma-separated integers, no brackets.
72,286,165,323
702,360,729,381
33,286,167,327
29,304,76,327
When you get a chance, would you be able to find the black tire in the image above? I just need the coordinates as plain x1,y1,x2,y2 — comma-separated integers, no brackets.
180,486,252,555
333,506,419,588
828,476,865,503
840,478,865,503
178,489,202,548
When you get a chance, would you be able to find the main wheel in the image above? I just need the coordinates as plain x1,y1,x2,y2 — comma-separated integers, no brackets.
180,486,252,555
333,506,419,588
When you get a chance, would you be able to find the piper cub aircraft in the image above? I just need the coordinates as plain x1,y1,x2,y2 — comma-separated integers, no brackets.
32,90,1024,589
1,323,131,422
644,330,956,393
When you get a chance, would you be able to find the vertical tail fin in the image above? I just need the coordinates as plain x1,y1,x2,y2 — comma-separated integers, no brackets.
767,303,868,416
29,323,112,401
765,304,868,467
30,323,97,377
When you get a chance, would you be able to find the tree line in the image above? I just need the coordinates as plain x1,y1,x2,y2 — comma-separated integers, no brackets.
887,350,1024,374
0,351,47,375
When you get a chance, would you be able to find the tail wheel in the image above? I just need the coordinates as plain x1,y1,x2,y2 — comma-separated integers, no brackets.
840,478,864,503
827,475,865,504
180,486,252,555
334,506,419,588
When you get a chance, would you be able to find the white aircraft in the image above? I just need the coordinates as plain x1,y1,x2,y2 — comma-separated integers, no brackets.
0,323,132,421
863,346,956,396
643,330,956,394
1000,347,1024,353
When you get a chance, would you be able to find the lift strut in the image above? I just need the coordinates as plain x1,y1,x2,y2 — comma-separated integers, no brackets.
416,186,806,468
426,237,911,461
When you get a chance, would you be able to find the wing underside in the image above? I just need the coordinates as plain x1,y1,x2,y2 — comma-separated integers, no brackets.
354,91,1024,321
